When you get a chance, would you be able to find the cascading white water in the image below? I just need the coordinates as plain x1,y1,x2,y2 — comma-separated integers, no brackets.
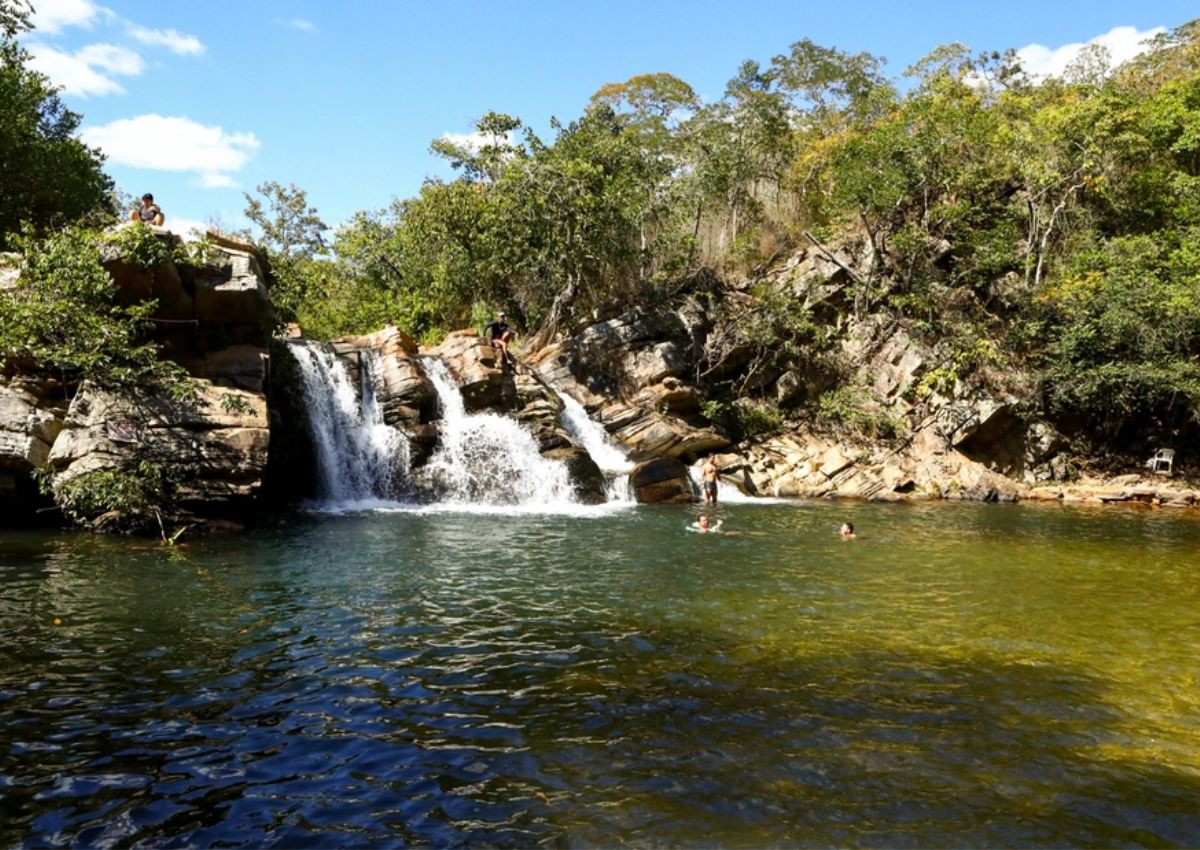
421,358,578,507
556,391,636,502
290,342,410,505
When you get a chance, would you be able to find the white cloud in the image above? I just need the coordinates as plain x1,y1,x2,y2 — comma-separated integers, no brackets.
26,41,143,96
1016,25,1165,80
126,24,204,56
439,130,515,153
81,115,261,188
197,173,238,189
78,43,143,74
282,18,316,32
29,0,112,34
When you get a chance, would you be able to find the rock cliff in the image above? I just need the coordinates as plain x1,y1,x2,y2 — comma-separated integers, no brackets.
0,227,274,529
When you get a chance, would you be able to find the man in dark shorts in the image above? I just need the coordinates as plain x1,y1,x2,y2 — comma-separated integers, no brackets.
484,312,516,367
700,456,719,505
130,193,164,226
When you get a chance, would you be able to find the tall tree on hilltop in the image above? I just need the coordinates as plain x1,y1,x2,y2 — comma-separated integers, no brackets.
0,1,114,248
242,181,330,324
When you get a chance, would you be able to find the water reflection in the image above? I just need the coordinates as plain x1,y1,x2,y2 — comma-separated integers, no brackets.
1,502,1199,847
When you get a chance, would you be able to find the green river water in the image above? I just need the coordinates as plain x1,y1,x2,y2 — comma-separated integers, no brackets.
1,499,1198,847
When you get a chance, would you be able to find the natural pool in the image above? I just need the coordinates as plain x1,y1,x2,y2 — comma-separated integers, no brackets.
1,500,1198,847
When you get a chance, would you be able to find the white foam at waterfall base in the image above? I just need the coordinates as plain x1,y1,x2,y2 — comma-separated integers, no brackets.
556,391,636,503
290,342,410,508
420,358,602,512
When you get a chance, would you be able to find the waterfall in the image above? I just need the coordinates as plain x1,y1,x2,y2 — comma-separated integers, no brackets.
556,391,635,503
290,341,410,505
421,358,578,508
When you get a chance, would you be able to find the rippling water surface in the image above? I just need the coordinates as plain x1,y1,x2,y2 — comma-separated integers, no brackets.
2,501,1199,847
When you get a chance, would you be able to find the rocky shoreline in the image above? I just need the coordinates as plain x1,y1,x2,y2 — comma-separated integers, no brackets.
2,228,1195,530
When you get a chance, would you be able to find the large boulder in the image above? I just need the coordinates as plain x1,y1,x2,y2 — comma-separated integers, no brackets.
423,331,514,411
46,382,270,522
0,382,65,522
631,457,696,504
544,446,606,504
0,384,63,471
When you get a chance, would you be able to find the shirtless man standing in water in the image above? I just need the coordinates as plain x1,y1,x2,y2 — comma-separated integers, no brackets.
700,456,719,505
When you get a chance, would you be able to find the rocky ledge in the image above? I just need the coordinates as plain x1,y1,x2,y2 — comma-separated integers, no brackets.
1,228,273,529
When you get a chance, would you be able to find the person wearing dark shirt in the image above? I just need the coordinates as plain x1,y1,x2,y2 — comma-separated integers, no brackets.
484,312,516,366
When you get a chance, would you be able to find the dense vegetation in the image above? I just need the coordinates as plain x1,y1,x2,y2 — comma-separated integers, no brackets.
252,19,1198,455
2,0,1198,460
0,3,114,248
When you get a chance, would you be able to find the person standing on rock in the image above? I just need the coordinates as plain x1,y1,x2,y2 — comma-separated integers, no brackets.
485,311,516,368
130,193,165,226
700,456,719,505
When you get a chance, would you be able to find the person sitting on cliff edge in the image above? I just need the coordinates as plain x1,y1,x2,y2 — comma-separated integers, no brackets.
130,193,165,226
484,311,516,367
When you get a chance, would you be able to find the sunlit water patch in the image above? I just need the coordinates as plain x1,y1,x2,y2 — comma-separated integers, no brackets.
2,501,1199,847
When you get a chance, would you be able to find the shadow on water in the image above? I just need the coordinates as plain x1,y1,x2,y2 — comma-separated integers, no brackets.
2,614,1198,847
2,504,1199,847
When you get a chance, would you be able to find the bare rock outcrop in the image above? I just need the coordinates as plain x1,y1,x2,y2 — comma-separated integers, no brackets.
631,457,696,504
46,382,269,520
528,308,730,463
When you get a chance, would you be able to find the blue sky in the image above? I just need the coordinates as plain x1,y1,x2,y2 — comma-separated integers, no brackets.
20,0,1198,239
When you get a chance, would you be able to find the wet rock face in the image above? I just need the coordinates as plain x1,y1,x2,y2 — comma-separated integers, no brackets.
631,457,696,504
423,331,514,412
544,446,606,504
46,383,270,521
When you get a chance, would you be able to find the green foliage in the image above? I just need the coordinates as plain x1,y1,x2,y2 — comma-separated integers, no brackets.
0,0,32,39
104,221,208,270
1030,231,1200,439
700,398,732,425
39,460,175,529
0,226,193,394
734,399,785,439
219,392,254,415
242,181,329,325
816,385,903,441
264,18,1200,455
915,337,1002,398
0,38,115,248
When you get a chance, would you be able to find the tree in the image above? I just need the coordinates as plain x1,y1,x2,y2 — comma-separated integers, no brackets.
0,34,115,247
770,38,893,128
0,226,191,393
0,0,31,39
242,181,329,323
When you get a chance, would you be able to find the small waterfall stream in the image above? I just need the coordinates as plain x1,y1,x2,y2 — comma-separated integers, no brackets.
556,392,635,503
290,341,410,505
420,358,579,508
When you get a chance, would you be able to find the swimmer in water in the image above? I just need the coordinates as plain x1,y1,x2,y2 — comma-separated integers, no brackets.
840,522,856,539
693,515,723,533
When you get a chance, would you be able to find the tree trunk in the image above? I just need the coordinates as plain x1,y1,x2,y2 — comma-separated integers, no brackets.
529,272,579,352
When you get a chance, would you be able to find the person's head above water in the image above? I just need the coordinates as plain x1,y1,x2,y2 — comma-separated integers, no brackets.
840,522,855,537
